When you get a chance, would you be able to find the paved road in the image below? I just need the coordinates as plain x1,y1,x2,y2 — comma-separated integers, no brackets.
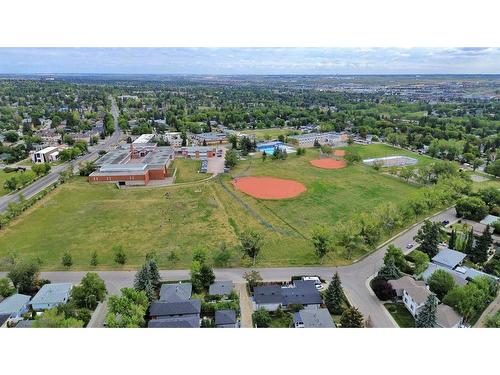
0,207,457,327
0,96,122,213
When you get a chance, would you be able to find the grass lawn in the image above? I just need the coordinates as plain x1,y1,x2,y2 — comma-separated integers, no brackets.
0,170,21,197
384,303,415,328
0,144,430,270
268,311,294,328
243,128,301,141
172,159,209,183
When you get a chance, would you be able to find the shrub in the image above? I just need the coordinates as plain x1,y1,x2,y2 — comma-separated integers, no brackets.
61,252,73,268
428,270,455,300
252,308,271,328
113,246,127,265
371,277,395,301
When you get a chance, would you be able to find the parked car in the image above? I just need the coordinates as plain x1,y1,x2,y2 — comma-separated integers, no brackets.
302,276,323,290
442,220,450,225
406,243,414,249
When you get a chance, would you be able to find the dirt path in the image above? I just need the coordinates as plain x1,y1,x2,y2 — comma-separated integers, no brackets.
236,283,253,328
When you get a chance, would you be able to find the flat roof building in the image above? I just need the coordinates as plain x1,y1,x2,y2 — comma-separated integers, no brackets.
30,283,72,311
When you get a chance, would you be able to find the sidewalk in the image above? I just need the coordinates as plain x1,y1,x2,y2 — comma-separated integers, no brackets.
236,283,253,328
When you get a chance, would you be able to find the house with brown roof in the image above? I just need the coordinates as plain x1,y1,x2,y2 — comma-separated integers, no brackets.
389,276,432,318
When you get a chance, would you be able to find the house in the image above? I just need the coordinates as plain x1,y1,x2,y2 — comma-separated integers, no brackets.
0,294,31,324
209,281,234,297
31,146,61,163
432,248,466,269
389,276,432,318
215,309,238,328
190,132,228,145
177,146,217,160
436,304,463,328
293,308,336,328
30,283,72,311
253,280,323,311
421,263,468,286
148,316,200,328
480,215,499,226
149,300,201,321
159,283,192,302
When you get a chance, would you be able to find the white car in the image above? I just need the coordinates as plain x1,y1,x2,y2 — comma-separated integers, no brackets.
302,276,323,290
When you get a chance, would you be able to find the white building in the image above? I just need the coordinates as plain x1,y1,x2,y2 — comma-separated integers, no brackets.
31,146,60,164
389,276,432,318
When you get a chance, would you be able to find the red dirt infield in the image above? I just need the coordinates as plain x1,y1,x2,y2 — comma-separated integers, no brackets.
333,150,346,157
232,176,306,200
310,159,347,169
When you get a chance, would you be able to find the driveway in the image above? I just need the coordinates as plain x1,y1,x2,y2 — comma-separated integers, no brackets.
207,148,225,174
0,207,458,327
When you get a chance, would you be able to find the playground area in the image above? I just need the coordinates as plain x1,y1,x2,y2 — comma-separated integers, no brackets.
232,176,306,200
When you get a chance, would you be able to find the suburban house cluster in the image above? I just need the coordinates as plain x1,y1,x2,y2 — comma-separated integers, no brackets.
252,279,335,328
388,247,498,328
0,283,72,328
148,281,239,328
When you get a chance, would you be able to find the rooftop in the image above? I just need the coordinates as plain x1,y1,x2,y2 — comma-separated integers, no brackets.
148,316,200,328
436,304,462,328
30,283,72,306
480,214,499,226
209,281,234,296
215,309,237,326
149,300,201,318
389,276,432,305
432,248,467,269
294,308,335,328
0,294,31,315
159,283,192,303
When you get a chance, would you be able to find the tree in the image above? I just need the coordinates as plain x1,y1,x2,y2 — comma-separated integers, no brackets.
252,308,271,328
133,259,160,301
484,159,500,177
484,254,500,277
32,308,84,328
377,256,402,280
414,220,441,258
261,151,267,161
113,245,127,265
428,270,456,300
371,277,394,301
448,229,457,249
464,228,474,254
415,294,438,328
344,151,361,163
243,270,262,291
311,226,332,263
470,225,492,264
78,161,97,176
399,168,415,182
61,252,73,268
105,288,149,328
228,133,238,149
190,260,215,293
212,241,232,266
0,277,16,297
71,272,107,310
455,196,489,221
7,260,40,294
339,306,364,328
224,149,238,168
192,248,207,264
32,163,51,177
90,251,98,266
324,272,344,314
485,312,500,328
239,230,263,266
410,250,430,275
383,245,406,272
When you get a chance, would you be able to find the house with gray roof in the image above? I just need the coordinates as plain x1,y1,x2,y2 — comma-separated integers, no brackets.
389,276,433,318
294,308,335,328
30,283,72,311
480,214,499,226
436,304,463,328
432,248,466,269
149,300,201,320
0,294,31,324
159,283,192,302
253,280,323,311
215,309,238,328
209,281,234,297
148,316,200,328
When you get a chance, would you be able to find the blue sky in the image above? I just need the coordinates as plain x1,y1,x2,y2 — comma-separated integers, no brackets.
0,48,499,74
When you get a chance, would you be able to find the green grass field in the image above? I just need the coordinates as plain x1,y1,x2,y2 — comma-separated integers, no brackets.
243,128,301,141
0,170,20,197
0,144,429,270
172,159,209,183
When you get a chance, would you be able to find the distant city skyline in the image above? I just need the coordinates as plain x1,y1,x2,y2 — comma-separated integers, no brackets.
0,48,499,75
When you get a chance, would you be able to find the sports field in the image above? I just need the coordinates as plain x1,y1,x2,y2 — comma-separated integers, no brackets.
0,144,427,270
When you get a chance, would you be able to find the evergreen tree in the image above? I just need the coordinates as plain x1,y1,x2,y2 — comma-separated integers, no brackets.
134,262,156,301
90,251,98,266
377,256,402,280
464,228,474,254
415,294,438,328
147,259,161,290
448,229,456,249
339,306,364,328
414,220,441,258
325,272,344,315
471,225,492,264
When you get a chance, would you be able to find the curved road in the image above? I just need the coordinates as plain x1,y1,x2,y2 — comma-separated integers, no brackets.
0,96,121,213
0,207,457,327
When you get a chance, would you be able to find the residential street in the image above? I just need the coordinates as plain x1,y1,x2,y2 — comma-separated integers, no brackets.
0,96,122,213
0,207,457,327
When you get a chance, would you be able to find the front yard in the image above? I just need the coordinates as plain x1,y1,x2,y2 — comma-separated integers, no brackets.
384,303,415,328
